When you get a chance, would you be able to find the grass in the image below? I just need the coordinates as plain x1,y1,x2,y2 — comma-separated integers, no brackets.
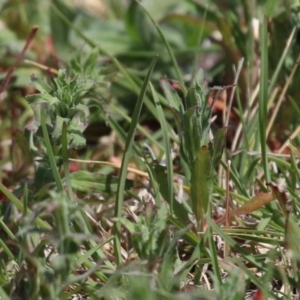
1,0,300,299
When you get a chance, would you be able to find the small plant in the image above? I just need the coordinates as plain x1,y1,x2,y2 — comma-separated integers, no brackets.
160,74,227,233
27,48,104,151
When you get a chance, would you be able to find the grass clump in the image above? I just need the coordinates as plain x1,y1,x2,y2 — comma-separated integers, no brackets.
1,1,300,300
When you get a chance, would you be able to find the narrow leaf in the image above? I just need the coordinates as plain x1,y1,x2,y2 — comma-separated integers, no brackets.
113,56,157,265
70,171,133,193
209,127,227,170
150,83,174,213
190,146,211,231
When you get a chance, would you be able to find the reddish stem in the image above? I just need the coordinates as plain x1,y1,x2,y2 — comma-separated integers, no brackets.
0,25,39,98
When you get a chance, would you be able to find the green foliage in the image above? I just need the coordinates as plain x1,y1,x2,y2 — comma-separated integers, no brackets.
190,146,212,231
2,0,300,299
161,72,227,231
120,202,170,261
70,170,133,193
27,68,92,149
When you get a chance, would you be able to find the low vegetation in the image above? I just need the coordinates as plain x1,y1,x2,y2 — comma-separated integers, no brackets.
1,1,300,299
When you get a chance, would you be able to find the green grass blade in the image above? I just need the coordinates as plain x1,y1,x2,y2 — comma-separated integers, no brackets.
268,27,296,96
0,217,17,240
208,225,222,285
41,110,64,192
0,183,51,230
206,215,263,269
0,286,10,300
114,56,157,265
0,237,14,259
62,122,75,201
206,215,282,299
41,112,70,239
258,14,270,182
150,82,174,214
76,236,114,267
190,146,211,232
109,102,164,151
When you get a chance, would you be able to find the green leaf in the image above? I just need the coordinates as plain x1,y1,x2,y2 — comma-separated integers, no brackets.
209,127,227,171
286,216,300,271
0,181,51,230
190,146,211,231
114,56,157,265
0,285,11,300
15,130,33,165
185,87,199,110
118,217,138,235
55,69,71,104
62,122,75,202
70,171,133,193
69,103,90,121
69,53,82,74
160,79,183,113
119,202,170,260
83,47,99,75
258,14,270,182
182,106,201,165
26,92,59,106
41,109,64,193
52,115,69,142
50,101,69,118
119,217,150,259
150,83,174,213
152,201,169,234
262,0,281,17
154,164,191,222
30,73,53,94
67,118,87,149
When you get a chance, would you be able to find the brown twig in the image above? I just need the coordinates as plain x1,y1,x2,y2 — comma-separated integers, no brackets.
23,59,59,75
0,25,39,98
